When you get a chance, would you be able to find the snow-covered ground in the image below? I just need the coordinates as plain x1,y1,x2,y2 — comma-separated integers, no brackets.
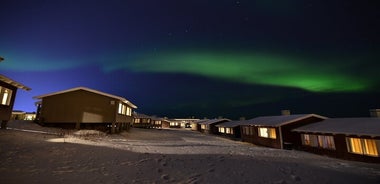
0,121,379,184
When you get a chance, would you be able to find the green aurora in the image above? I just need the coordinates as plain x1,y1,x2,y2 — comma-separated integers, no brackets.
107,51,373,93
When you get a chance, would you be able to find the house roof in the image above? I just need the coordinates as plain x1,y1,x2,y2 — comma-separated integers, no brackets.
198,118,230,125
133,113,151,119
0,74,31,91
241,114,327,127
293,118,380,137
215,120,246,128
34,86,137,108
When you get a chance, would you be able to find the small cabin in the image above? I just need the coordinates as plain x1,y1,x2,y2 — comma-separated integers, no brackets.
133,113,152,128
293,117,380,163
0,75,31,128
241,114,326,149
198,118,230,134
215,120,244,140
34,87,137,133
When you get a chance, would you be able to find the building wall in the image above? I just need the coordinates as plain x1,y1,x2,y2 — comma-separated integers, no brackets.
282,116,325,149
295,133,380,163
241,125,282,149
133,118,152,128
40,90,118,124
218,126,241,140
0,81,18,122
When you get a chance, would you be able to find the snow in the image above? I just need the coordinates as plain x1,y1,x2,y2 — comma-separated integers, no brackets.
0,121,379,184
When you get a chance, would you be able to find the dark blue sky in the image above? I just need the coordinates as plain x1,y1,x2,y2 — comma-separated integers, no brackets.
1,0,379,119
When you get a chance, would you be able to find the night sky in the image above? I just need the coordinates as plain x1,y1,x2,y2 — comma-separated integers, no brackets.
1,0,379,119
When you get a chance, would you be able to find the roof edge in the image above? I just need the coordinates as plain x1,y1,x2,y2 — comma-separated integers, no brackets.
0,74,31,91
33,86,137,108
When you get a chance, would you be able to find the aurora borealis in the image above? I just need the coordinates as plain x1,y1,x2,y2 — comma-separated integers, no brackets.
1,0,379,118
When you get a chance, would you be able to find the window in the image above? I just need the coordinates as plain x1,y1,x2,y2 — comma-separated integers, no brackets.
226,128,231,134
201,124,206,130
219,127,225,133
258,127,276,139
118,103,123,114
134,119,141,123
118,103,132,116
0,87,13,106
243,126,249,135
301,134,335,150
170,122,178,126
347,137,379,157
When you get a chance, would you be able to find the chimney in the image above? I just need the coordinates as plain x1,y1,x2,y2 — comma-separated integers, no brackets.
239,117,246,121
370,109,380,118
281,110,291,116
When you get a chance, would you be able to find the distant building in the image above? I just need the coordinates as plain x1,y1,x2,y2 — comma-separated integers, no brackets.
240,114,327,149
34,87,137,133
133,113,152,128
293,117,380,163
11,111,36,120
0,74,31,128
198,118,230,134
215,120,245,140
151,117,170,129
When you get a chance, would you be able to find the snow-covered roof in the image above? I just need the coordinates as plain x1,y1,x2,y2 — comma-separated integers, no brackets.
293,118,380,137
34,87,137,108
0,74,31,91
133,113,151,119
241,114,327,127
215,120,246,128
198,119,230,125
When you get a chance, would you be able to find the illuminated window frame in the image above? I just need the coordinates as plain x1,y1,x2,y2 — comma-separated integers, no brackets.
346,137,379,157
258,127,276,139
219,127,225,133
301,134,335,150
0,87,13,106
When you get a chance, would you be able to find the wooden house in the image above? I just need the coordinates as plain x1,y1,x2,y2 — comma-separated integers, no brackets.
133,113,152,128
34,87,137,133
240,114,326,149
150,117,170,129
198,118,230,134
293,117,380,163
0,74,31,128
215,120,244,140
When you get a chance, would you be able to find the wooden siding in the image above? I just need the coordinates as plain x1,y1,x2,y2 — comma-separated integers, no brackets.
295,132,380,163
241,125,282,149
281,116,325,149
218,126,241,140
39,90,133,125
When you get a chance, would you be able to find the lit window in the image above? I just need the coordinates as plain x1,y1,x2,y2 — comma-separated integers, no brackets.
219,127,225,133
258,127,276,139
126,107,132,116
134,119,141,123
347,137,379,157
201,124,206,130
301,134,335,150
0,87,13,106
302,134,311,145
225,128,230,134
118,103,123,114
